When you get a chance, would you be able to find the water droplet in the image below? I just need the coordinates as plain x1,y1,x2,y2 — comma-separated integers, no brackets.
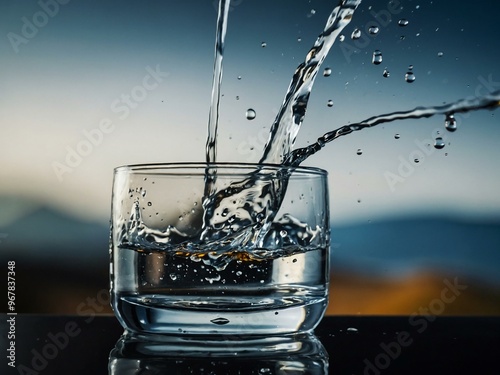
383,68,390,77
398,19,409,26
237,75,242,80
445,114,457,132
347,327,359,332
434,137,445,149
339,34,345,42
357,199,361,203
351,28,361,40
323,67,332,77
356,148,363,155
297,37,302,42
368,26,379,35
310,9,316,15
327,99,334,107
259,368,271,374
210,317,230,325
437,51,444,57
372,50,383,65
236,95,240,100
405,70,416,83
236,271,243,276
246,109,256,120
147,201,152,206
141,190,147,197
394,133,400,139
169,273,177,281
292,258,297,263
261,41,267,48
279,230,287,237
414,158,420,163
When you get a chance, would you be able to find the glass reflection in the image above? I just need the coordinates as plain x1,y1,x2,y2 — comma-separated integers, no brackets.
108,331,328,374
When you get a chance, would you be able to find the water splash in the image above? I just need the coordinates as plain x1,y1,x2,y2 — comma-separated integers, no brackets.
284,91,500,166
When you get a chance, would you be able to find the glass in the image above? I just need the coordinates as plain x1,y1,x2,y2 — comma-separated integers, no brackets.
110,163,330,335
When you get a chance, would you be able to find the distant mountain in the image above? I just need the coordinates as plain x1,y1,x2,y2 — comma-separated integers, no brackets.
330,217,500,285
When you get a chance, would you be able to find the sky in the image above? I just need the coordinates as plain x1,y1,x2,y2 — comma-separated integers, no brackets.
0,0,499,226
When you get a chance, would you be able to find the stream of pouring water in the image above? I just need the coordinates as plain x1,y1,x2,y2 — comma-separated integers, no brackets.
197,0,500,245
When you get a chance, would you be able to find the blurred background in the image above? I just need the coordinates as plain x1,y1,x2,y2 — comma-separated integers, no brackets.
0,0,499,315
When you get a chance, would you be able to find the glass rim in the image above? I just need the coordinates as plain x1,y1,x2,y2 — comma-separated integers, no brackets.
113,162,327,177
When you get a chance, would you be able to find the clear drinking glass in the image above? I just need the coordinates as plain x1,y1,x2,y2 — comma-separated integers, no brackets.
110,163,330,335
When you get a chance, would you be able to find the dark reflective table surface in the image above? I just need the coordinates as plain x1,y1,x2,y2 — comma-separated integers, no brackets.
1,315,499,374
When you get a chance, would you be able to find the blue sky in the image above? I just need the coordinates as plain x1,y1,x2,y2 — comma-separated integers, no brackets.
0,0,499,225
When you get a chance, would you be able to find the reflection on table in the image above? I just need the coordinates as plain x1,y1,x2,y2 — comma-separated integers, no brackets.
108,331,328,375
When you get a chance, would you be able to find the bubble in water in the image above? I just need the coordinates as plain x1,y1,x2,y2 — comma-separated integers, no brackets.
438,51,444,57
205,274,221,284
327,99,334,107
356,148,363,155
237,75,242,80
297,37,302,42
368,26,379,35
398,19,409,26
394,133,400,139
210,317,230,325
323,67,332,77
261,41,267,48
236,271,243,276
147,201,152,206
246,109,256,120
434,137,445,149
351,28,361,40
372,50,383,65
339,34,345,42
445,114,457,132
169,273,178,281
414,158,420,163
383,68,390,77
347,327,359,332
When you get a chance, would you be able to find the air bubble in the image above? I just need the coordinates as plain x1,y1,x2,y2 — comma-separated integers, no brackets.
147,202,152,206
368,26,379,35
356,148,363,155
210,317,230,325
246,109,256,120
327,99,334,107
169,273,178,281
437,51,444,57
347,327,359,332
383,68,390,77
372,50,383,65
323,67,332,77
434,137,445,149
398,19,409,26
414,158,420,163
261,41,267,48
445,114,457,132
394,133,400,139
339,34,345,42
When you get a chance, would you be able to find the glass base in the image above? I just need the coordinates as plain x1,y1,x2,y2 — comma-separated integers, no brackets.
113,294,327,335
